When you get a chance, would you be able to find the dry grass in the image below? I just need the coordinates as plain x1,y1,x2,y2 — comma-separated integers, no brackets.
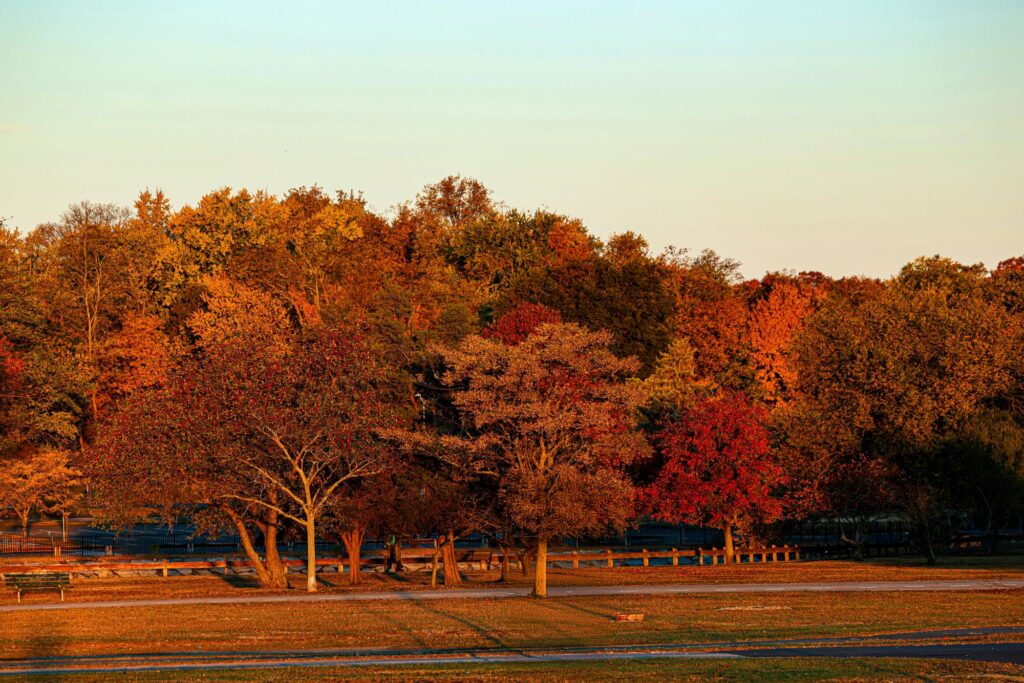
1,586,1022,660
3,556,1022,679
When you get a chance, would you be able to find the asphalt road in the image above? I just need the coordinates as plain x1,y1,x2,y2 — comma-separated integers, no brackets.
2,578,1022,613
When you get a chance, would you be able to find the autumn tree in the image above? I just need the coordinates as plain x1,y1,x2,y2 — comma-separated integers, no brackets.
440,322,647,597
643,337,700,415
785,257,1018,561
482,302,562,345
662,248,753,392
747,277,817,405
643,392,784,563
91,360,292,588
501,232,675,375
0,449,81,537
934,409,1024,553
0,229,87,460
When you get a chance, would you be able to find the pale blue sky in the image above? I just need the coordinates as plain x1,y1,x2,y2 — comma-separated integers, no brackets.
1,1,1021,278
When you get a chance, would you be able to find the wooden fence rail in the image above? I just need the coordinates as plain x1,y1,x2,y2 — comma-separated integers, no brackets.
0,544,801,579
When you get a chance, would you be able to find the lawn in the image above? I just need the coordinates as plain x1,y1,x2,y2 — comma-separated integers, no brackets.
2,556,1021,679
2,585,1022,658
9,658,1024,682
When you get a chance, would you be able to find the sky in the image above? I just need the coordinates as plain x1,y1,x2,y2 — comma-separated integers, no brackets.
1,1,1021,279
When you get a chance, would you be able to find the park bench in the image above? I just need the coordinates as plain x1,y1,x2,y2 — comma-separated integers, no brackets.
459,548,493,570
4,572,72,603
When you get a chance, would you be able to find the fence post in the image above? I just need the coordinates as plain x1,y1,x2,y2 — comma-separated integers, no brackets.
162,560,168,578
795,547,801,561
606,549,613,568
671,548,678,566
642,549,649,567
572,551,579,570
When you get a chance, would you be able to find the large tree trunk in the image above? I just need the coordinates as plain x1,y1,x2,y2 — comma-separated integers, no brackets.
440,531,463,587
723,525,736,564
227,511,275,588
393,540,404,571
305,517,318,593
341,526,365,586
19,509,29,539
532,539,548,598
264,514,288,589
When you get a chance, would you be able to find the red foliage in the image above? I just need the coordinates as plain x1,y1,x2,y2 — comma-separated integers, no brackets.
0,335,25,388
642,392,784,530
482,302,562,345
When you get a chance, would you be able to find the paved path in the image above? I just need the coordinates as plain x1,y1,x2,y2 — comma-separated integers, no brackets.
2,627,1023,676
2,578,1022,613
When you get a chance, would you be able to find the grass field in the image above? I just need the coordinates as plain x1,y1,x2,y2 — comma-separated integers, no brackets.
2,555,1022,680
4,588,1023,658
12,658,1024,682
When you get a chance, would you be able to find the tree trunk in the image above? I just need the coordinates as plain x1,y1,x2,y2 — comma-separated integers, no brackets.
532,539,548,598
430,544,441,588
723,525,735,564
264,518,288,589
517,547,533,576
440,531,463,586
498,543,511,582
341,526,365,586
228,512,275,588
922,521,937,566
393,540,404,571
305,517,318,593
19,510,29,539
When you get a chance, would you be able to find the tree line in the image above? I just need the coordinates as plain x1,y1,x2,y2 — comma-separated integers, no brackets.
1,177,1022,596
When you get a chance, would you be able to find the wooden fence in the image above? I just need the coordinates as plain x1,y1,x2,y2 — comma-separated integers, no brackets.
0,544,800,579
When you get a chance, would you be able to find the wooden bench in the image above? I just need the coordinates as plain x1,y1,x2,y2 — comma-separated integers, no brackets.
460,549,493,570
4,572,72,603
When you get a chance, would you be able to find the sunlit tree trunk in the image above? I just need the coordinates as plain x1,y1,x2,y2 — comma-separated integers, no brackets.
723,524,736,564
440,531,463,586
227,510,274,588
532,539,548,598
264,511,288,589
305,518,318,593
341,526,365,586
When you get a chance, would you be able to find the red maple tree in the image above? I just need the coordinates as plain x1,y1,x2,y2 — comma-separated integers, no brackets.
643,392,784,562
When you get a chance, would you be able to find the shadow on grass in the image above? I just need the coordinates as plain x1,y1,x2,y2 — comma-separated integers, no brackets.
216,574,266,589
405,599,510,650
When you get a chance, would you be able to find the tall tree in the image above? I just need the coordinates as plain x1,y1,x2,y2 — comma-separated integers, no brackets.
440,322,647,597
643,392,784,563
